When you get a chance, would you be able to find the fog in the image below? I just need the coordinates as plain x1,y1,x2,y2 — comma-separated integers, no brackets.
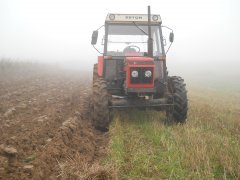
0,0,240,82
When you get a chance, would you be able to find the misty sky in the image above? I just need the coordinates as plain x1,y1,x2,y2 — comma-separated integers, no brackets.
0,0,240,75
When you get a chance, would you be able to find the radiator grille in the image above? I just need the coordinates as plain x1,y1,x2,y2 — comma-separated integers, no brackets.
130,67,153,84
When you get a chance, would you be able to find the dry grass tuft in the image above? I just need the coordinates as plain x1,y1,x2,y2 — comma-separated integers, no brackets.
57,154,115,180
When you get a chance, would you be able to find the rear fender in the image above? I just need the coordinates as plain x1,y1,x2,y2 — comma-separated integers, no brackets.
97,56,103,76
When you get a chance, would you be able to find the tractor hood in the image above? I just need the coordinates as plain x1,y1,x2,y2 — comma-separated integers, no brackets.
125,56,154,65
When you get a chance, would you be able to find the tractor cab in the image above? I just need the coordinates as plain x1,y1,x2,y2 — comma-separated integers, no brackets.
91,13,172,96
103,14,163,57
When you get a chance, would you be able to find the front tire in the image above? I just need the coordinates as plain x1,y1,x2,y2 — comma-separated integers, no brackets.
92,77,110,132
166,76,188,124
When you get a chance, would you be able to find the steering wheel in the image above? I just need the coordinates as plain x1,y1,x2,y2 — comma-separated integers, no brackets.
123,45,141,54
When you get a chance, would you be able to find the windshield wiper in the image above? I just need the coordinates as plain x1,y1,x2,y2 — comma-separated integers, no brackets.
132,22,148,35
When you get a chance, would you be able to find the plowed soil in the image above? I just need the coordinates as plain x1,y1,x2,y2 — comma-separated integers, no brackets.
0,67,109,179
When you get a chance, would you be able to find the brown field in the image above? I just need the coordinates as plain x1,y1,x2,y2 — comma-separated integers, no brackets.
0,61,112,179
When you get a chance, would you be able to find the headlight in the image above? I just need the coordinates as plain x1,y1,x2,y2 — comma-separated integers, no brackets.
131,70,138,78
145,70,152,77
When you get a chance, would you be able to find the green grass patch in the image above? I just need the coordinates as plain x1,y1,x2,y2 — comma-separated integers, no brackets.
107,87,240,179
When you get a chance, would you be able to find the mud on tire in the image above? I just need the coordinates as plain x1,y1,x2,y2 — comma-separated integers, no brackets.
167,76,188,123
92,75,110,132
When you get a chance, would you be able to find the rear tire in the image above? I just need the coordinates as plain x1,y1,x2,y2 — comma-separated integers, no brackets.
92,76,110,132
166,76,188,124
93,64,97,82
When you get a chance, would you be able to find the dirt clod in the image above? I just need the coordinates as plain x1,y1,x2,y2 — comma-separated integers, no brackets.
3,147,18,155
4,107,16,118
23,165,34,170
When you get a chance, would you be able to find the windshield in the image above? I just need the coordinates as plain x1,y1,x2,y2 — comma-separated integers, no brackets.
106,24,162,57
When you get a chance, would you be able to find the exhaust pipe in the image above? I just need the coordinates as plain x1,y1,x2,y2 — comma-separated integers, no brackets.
147,6,153,57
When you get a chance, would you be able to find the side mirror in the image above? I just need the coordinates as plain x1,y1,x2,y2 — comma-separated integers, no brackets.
91,30,98,45
169,32,174,43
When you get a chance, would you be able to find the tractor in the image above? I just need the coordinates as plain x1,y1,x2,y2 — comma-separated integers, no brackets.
91,6,188,131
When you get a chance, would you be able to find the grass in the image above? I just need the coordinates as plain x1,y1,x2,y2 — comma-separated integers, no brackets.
57,154,114,179
107,85,240,179
0,58,59,73
0,58,42,70
0,58,63,83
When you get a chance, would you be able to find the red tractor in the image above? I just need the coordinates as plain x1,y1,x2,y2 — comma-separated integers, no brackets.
91,6,188,131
